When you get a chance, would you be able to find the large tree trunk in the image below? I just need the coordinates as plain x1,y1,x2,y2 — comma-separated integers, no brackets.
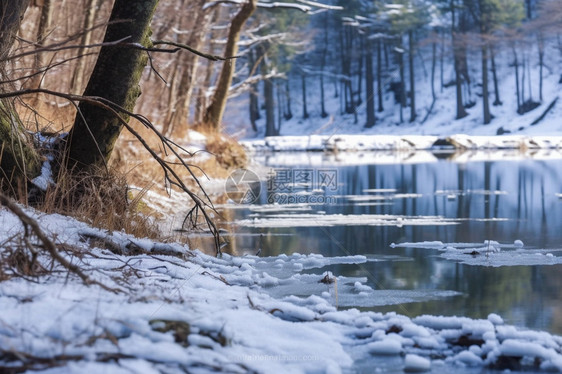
204,0,257,130
0,0,42,188
0,0,29,60
65,0,159,171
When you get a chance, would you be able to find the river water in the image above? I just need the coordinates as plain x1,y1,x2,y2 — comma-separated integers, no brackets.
218,150,562,336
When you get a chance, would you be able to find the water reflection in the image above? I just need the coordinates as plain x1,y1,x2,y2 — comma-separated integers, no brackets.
219,151,562,334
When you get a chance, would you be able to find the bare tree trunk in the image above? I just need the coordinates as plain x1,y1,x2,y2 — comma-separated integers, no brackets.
513,44,521,112
65,0,159,170
538,33,544,102
440,29,445,93
70,0,102,94
451,0,468,119
408,29,416,123
28,0,53,95
319,12,328,118
490,44,502,105
481,42,491,124
0,0,42,187
364,37,375,129
204,0,257,130
263,65,276,136
284,79,292,119
356,34,363,107
301,73,308,119
164,0,209,136
248,48,259,131
377,38,383,112
398,35,405,123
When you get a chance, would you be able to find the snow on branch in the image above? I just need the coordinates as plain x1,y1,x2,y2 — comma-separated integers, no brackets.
205,0,342,12
294,0,342,11
228,71,286,98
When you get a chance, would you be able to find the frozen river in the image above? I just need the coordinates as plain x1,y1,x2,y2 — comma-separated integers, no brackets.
218,150,562,336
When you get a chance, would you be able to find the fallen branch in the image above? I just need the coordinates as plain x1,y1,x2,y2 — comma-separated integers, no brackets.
0,192,121,293
530,97,558,126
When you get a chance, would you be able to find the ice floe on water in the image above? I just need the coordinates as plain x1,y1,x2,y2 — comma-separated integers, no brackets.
236,213,460,228
391,240,562,267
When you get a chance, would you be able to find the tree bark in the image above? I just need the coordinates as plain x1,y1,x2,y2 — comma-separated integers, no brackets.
0,0,30,61
204,0,257,130
65,0,159,170
0,0,42,187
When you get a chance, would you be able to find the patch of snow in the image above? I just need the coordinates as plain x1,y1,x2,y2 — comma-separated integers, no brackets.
2,205,562,372
391,240,562,267
404,354,431,372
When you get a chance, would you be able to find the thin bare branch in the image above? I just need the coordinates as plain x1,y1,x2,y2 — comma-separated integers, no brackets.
151,39,239,61
0,192,121,293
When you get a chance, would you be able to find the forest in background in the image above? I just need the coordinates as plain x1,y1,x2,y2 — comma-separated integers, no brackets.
12,0,562,141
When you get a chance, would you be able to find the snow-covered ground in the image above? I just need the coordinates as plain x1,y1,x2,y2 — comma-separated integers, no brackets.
3,204,562,373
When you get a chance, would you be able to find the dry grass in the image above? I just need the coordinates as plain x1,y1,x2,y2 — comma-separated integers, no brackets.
36,168,162,240
204,130,248,172
9,94,248,248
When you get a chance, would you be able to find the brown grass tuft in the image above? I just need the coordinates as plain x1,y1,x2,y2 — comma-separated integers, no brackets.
204,131,248,171
36,168,161,239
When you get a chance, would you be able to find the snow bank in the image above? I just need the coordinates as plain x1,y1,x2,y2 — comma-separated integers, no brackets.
241,134,562,153
2,206,562,372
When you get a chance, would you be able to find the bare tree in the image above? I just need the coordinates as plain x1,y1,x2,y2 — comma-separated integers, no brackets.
204,0,257,130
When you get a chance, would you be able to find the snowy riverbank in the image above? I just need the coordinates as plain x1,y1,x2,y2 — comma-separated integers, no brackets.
3,206,562,372
241,134,562,153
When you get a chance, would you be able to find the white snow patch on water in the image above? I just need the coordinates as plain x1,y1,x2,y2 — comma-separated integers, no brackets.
392,240,562,267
